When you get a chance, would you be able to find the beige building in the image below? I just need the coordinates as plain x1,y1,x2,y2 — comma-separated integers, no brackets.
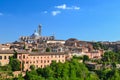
47,40,65,44
17,52,66,71
0,49,66,71
0,44,10,50
86,50,104,59
0,50,14,66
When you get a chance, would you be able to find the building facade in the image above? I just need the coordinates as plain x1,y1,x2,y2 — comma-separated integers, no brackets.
17,52,66,71
47,40,65,44
0,50,14,66
0,49,67,71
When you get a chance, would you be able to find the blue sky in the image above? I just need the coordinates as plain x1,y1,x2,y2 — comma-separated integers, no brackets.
0,0,120,43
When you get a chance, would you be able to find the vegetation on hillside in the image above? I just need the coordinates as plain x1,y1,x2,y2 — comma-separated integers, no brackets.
2,49,120,80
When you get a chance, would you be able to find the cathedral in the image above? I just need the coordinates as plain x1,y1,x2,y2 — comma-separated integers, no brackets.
20,25,55,43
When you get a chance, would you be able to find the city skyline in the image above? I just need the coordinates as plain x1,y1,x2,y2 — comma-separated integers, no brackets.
0,0,120,43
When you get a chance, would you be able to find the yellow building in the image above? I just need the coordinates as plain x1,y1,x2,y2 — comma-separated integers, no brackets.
0,50,14,66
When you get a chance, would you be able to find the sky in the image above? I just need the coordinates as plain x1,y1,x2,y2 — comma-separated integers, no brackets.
0,0,120,43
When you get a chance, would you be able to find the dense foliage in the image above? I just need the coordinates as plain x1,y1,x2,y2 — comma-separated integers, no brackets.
93,42,109,50
9,57,21,71
9,50,21,71
24,60,99,80
46,48,51,52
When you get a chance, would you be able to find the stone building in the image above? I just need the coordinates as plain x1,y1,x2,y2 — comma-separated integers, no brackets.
20,25,55,43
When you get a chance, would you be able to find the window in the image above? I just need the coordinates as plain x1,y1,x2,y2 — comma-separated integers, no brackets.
41,60,43,63
19,56,21,59
47,60,49,63
23,55,25,59
36,60,38,63
4,56,6,59
44,60,46,63
9,56,10,59
33,61,35,63
26,61,29,64
0,56,2,59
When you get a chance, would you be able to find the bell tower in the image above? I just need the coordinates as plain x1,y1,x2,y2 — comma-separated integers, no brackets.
38,24,42,36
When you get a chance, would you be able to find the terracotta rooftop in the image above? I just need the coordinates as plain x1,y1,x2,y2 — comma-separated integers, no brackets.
47,40,65,41
16,50,29,54
29,52,66,56
0,50,14,54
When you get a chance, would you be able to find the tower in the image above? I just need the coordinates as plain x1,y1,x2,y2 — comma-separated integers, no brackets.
38,24,42,36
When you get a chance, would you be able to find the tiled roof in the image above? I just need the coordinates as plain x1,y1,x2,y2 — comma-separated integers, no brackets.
0,50,14,54
29,52,66,56
16,50,29,54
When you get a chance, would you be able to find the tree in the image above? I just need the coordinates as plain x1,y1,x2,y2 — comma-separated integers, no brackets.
9,57,21,71
83,55,89,63
13,50,18,58
101,51,117,69
24,70,45,80
2,64,12,71
43,66,54,78
14,74,24,80
69,63,76,79
30,65,35,71
109,69,120,80
93,42,100,50
61,62,69,80
87,72,99,80
46,48,50,52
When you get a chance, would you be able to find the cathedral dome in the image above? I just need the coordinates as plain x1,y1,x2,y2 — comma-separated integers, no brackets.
34,31,39,36
31,30,39,38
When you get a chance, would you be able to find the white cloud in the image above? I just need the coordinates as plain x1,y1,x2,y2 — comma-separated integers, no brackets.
44,11,48,14
55,4,67,9
74,6,80,10
0,13,3,16
51,11,61,16
55,4,80,10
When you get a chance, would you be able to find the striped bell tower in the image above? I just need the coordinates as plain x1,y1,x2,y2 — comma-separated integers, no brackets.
38,24,42,36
